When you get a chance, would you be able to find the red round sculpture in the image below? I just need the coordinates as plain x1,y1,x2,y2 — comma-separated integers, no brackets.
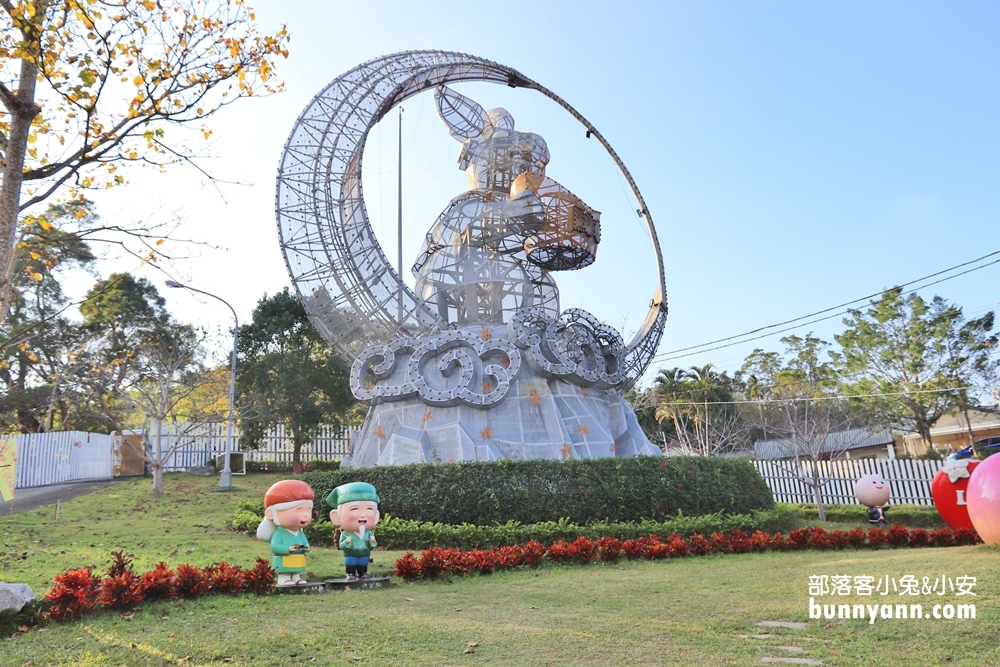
931,459,980,531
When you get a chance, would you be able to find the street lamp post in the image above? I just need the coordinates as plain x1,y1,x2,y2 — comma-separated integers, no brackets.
166,280,238,491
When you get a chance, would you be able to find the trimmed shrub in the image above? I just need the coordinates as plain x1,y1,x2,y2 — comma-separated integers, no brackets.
709,533,730,554
521,541,546,567
245,459,341,474
666,534,690,558
728,530,752,554
360,506,797,551
97,552,142,609
788,503,945,528
867,527,887,548
97,572,143,609
688,532,712,556
416,548,447,579
231,509,263,534
546,540,574,564
749,530,773,552
828,530,851,549
954,528,979,546
298,456,774,526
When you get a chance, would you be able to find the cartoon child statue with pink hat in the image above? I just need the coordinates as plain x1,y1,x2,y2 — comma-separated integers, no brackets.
326,482,380,580
256,480,315,586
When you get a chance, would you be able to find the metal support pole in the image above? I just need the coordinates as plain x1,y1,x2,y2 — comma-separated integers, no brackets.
165,280,238,491
397,106,404,324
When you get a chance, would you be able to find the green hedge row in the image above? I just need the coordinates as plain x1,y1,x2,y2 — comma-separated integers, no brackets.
787,503,946,528
296,457,775,526
230,505,799,550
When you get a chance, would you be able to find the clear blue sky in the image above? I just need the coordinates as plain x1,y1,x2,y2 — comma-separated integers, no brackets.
87,1,1000,386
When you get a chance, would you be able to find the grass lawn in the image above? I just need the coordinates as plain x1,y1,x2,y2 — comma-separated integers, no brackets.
1,473,997,666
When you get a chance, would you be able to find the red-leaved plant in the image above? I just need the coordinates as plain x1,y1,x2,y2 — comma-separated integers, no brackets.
173,564,210,598
687,532,712,556
44,568,101,621
139,562,175,601
828,530,851,549
886,524,910,547
394,552,420,581
930,528,956,548
749,530,773,552
391,524,982,582
908,528,930,548
867,527,887,548
96,550,144,610
596,536,622,563
206,562,245,595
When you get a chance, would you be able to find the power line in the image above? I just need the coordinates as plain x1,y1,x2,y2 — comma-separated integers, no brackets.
651,384,994,407
653,249,1000,364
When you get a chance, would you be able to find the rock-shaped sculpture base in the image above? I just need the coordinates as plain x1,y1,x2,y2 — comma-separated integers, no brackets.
348,362,658,467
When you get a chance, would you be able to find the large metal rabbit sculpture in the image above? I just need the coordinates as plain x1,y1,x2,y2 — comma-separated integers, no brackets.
413,86,601,325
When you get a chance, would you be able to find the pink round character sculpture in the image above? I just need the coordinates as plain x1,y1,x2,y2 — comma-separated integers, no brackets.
256,480,314,586
966,454,1000,544
854,473,890,527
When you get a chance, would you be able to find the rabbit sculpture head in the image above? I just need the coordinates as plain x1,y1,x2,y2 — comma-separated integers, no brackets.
434,85,550,195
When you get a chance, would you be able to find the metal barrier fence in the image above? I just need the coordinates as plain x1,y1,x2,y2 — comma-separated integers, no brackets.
122,422,359,471
13,431,113,489
752,458,943,506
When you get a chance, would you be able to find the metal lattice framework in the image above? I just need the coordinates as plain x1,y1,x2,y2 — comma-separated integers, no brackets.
275,50,667,388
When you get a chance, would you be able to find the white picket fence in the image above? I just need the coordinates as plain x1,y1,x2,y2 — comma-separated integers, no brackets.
124,422,359,471
14,431,113,489
752,458,943,506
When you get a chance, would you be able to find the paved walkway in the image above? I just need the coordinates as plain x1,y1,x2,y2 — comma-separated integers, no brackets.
1,478,129,515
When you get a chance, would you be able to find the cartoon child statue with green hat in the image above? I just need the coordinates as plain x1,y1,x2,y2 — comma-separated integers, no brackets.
327,482,380,580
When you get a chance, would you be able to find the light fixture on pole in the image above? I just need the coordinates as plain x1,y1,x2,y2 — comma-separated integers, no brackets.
165,279,238,491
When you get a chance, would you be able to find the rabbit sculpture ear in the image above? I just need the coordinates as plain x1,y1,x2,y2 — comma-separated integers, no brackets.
434,85,487,140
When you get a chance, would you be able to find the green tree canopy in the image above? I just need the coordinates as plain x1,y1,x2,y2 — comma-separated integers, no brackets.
68,272,174,432
832,288,998,447
652,364,749,455
236,288,357,467
0,200,95,432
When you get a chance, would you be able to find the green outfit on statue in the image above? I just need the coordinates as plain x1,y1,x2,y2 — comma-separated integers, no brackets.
257,479,316,586
339,527,376,558
327,481,381,580
270,526,310,573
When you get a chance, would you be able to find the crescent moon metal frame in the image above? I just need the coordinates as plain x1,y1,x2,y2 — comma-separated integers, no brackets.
275,50,667,389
